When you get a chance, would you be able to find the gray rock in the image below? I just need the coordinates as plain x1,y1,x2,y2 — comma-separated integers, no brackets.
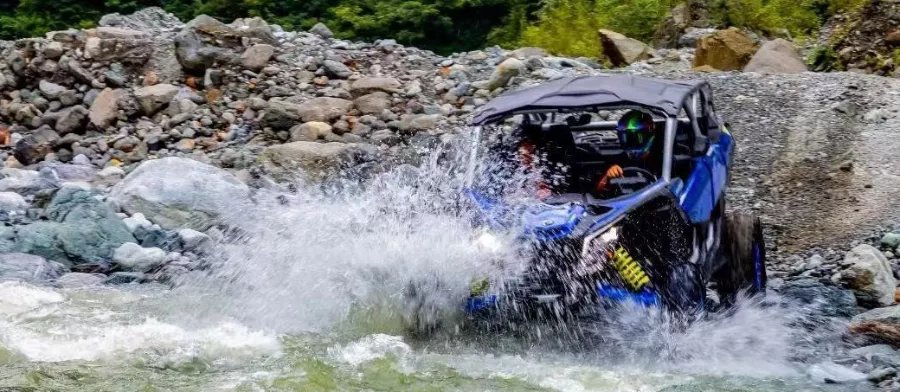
0,168,58,195
323,60,352,78
841,244,897,307
354,91,391,115
241,44,275,71
853,305,900,324
350,77,402,95
122,212,152,233
743,39,807,74
0,192,28,212
53,105,89,134
295,97,353,122
678,27,718,48
177,228,212,253
395,114,441,133
807,362,867,384
486,58,524,90
105,271,144,284
98,7,184,32
0,253,67,283
39,80,68,100
881,233,900,250
134,84,179,115
112,242,166,272
109,157,250,230
289,121,332,141
849,344,897,360
779,278,858,318
89,88,122,129
174,30,220,73
597,29,653,66
260,99,302,130
258,141,375,181
55,272,105,288
309,23,334,39
14,126,60,165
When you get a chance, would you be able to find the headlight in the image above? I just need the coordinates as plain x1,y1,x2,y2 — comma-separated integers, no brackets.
475,230,503,252
581,226,619,258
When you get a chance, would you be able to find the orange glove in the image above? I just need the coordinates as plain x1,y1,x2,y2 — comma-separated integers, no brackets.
595,165,624,193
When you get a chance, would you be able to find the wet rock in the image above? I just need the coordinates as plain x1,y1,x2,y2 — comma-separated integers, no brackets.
109,157,250,230
597,29,653,66
692,27,759,71
122,212,152,233
55,272,105,288
849,306,900,347
881,233,900,250
0,253,67,283
310,23,334,39
177,228,212,253
743,39,807,74
105,271,144,284
779,278,858,318
134,83,179,115
241,44,275,71
258,141,375,181
807,361,868,384
112,242,166,272
486,58,525,90
841,244,897,307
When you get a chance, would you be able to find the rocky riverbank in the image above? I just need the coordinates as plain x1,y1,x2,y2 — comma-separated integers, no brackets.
1,7,900,389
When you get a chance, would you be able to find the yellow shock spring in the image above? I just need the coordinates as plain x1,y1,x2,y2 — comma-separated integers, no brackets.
612,247,650,290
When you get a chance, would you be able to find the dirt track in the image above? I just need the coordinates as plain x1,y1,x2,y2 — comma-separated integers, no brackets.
708,72,900,252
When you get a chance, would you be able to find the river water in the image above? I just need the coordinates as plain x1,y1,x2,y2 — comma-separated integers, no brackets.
0,145,876,391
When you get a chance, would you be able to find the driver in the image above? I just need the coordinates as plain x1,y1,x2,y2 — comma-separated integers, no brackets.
594,109,658,195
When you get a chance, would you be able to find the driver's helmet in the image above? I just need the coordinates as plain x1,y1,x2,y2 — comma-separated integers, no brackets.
616,109,656,159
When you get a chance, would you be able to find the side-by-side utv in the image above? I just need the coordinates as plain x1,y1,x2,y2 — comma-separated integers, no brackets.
463,75,767,317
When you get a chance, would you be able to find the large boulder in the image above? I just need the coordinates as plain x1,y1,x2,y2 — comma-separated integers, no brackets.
692,27,759,71
109,157,250,230
258,141,375,181
840,244,897,307
486,58,525,91
0,253,67,283
6,187,136,266
743,39,807,74
598,29,654,67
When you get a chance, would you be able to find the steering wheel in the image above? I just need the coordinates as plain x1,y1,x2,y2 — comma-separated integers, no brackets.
609,167,657,195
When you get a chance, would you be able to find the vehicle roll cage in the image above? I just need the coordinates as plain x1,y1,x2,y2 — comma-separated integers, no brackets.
466,75,717,187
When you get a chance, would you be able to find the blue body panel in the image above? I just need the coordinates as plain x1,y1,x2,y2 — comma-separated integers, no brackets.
678,131,733,223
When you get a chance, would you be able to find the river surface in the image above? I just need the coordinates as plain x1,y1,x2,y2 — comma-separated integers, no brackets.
0,145,878,392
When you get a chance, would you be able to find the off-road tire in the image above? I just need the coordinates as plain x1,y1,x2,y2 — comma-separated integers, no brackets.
715,212,767,305
664,262,707,315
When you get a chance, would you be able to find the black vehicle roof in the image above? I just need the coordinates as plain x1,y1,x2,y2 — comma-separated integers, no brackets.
470,74,709,125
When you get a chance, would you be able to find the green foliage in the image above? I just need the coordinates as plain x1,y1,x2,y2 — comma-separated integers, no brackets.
519,0,671,57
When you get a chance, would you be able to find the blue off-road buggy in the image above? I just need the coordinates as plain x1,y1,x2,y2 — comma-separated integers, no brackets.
463,75,767,318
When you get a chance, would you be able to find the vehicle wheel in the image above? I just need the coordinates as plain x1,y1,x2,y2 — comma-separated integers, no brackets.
715,212,767,305
664,262,706,315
